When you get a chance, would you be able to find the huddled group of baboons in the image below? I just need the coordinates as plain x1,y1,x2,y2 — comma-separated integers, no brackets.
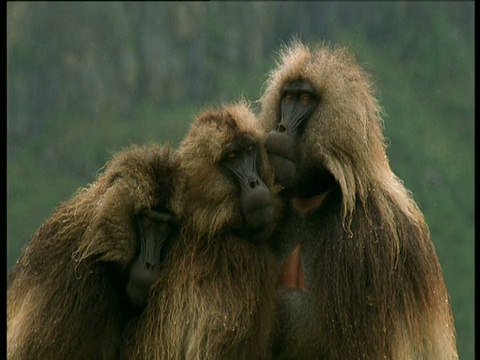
7,40,459,359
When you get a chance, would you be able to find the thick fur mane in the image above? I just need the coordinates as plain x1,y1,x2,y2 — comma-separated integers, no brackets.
312,187,454,358
123,231,278,360
259,41,458,359
122,103,279,359
7,144,179,359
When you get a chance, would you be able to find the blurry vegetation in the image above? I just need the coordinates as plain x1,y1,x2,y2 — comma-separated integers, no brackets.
7,2,474,359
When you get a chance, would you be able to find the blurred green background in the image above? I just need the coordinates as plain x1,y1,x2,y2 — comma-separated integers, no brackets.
7,2,474,358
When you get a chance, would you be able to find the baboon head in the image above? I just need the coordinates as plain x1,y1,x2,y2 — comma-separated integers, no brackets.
6,144,182,359
175,100,281,241
260,40,388,218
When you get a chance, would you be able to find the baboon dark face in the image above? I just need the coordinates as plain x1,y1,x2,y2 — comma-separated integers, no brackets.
126,208,178,308
221,141,273,236
265,80,318,188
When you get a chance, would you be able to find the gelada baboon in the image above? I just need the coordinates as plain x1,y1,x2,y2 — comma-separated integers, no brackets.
122,102,281,360
258,41,458,359
7,144,180,359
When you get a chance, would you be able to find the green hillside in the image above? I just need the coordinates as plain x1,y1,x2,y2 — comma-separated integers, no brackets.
7,2,474,358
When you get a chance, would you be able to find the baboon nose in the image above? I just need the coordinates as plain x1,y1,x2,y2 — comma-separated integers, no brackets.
249,179,261,188
145,261,155,271
276,124,287,133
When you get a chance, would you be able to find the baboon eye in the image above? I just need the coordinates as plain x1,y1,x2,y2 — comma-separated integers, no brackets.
246,146,253,156
227,151,237,163
141,216,153,228
301,93,312,106
284,92,293,104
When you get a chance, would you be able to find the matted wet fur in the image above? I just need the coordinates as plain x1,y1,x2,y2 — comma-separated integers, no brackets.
122,102,282,360
7,144,180,359
258,40,458,359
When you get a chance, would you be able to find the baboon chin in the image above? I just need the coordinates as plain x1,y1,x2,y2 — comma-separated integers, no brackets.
122,101,282,360
259,40,458,359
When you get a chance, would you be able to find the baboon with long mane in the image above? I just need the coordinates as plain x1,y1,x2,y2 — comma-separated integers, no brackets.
122,102,282,360
258,41,458,359
7,144,180,359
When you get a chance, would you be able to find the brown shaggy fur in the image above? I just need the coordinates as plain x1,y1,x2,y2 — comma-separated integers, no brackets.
122,102,282,360
259,40,458,359
7,144,180,359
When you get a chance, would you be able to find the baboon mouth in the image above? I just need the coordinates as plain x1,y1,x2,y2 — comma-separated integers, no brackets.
280,243,305,291
267,153,296,167
267,153,297,187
